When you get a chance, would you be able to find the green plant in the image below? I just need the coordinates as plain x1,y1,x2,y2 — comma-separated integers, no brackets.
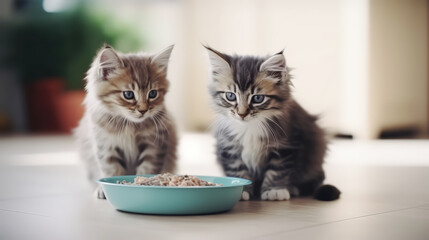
4,3,142,90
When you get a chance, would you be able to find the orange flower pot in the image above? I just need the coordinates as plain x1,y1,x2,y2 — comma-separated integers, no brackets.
54,90,85,133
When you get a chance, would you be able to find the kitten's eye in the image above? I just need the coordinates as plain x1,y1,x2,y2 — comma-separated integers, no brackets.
225,92,236,101
148,90,158,99
252,95,265,104
123,91,134,100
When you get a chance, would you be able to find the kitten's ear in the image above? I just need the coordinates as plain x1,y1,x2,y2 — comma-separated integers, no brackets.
259,51,286,73
204,46,231,78
97,45,123,80
151,45,174,72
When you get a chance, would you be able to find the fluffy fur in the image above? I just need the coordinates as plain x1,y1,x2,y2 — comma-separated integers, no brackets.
205,46,340,201
75,44,177,199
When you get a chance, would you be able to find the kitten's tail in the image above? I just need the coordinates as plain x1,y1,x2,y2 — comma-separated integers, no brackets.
313,184,341,201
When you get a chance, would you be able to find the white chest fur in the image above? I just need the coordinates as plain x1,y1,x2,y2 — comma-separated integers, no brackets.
93,124,140,163
231,121,266,173
110,131,139,160
241,133,264,172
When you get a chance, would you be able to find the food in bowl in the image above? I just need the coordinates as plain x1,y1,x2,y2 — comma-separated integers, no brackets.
117,173,223,187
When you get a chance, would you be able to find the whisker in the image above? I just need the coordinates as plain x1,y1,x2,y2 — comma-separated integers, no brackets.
262,120,272,153
260,117,279,149
265,116,287,138
107,116,115,128
216,117,231,138
153,112,169,135
150,116,160,144
255,120,269,155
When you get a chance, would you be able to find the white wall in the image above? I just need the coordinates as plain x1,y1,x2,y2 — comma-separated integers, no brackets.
368,0,428,138
338,0,370,139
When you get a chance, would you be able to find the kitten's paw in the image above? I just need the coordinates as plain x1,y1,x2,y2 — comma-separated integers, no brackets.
95,187,106,199
241,191,250,201
261,188,290,201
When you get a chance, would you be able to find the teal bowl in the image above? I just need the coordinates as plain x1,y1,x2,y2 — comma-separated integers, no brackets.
97,175,252,215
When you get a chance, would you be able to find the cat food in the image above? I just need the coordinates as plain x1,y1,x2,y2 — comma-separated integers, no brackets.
117,173,222,187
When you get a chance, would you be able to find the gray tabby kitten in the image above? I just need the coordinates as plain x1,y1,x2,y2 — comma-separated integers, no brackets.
75,44,177,199
205,46,340,201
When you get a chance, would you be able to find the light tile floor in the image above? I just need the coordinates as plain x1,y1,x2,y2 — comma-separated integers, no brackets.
0,134,428,240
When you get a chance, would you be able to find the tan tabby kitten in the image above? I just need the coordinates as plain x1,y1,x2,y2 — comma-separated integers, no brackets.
75,44,177,199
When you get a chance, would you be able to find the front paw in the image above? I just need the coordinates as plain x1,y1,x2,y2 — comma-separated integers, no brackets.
261,188,290,201
241,191,250,201
95,186,106,199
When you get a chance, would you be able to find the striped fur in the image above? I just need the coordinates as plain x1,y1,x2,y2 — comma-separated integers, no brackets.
205,46,339,201
75,45,177,199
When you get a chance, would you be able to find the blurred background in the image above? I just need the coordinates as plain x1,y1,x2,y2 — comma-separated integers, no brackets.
0,0,427,139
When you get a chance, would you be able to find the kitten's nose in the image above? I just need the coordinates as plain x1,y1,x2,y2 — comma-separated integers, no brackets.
138,109,147,115
237,105,249,120
238,113,248,119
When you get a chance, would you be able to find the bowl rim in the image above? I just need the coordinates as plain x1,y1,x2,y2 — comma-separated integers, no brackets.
97,174,252,189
